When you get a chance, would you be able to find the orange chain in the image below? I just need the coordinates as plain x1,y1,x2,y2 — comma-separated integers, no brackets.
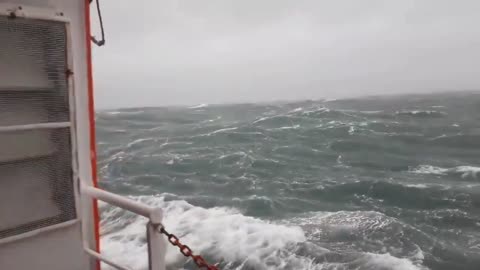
157,226,220,270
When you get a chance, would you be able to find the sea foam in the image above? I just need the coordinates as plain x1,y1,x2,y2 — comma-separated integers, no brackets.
410,165,480,179
100,197,425,270
100,195,305,269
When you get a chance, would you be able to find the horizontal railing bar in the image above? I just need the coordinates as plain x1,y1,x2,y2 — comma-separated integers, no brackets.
0,219,79,245
0,122,71,132
81,184,165,270
81,185,153,218
84,247,132,270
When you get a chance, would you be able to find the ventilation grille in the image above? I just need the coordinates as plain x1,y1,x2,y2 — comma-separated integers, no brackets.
0,15,76,239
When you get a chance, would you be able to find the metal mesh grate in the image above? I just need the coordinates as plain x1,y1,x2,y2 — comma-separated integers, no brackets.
0,128,76,238
0,15,76,239
0,15,69,125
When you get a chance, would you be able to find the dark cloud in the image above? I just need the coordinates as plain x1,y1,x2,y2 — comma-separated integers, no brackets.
92,0,480,108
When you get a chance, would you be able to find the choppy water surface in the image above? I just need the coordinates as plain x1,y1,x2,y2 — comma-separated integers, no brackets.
97,92,480,270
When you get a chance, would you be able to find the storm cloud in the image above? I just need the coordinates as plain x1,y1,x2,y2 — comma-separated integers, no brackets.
91,0,480,108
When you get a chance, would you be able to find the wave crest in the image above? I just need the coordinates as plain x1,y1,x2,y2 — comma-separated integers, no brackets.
100,195,305,269
395,110,446,118
410,165,480,180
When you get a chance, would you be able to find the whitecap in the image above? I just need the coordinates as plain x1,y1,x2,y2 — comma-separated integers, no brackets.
126,137,155,148
453,166,480,179
253,116,272,124
104,110,145,116
216,151,248,160
395,110,446,116
200,116,222,123
428,134,447,140
105,111,121,115
188,103,208,109
359,110,384,114
302,107,330,115
409,165,449,175
404,184,428,189
348,126,356,135
410,165,480,179
101,195,305,269
101,200,430,270
362,252,425,270
269,125,300,131
288,107,303,113
209,127,238,135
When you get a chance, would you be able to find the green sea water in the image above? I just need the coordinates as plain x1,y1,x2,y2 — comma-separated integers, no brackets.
96,92,480,270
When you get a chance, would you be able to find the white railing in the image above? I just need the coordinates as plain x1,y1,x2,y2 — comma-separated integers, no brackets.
0,122,71,132
81,185,167,270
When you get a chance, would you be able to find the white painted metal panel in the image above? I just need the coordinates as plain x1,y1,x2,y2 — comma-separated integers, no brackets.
0,1,96,269
0,221,88,270
0,11,76,238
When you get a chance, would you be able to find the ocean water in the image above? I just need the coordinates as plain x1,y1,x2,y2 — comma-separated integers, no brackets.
96,92,480,270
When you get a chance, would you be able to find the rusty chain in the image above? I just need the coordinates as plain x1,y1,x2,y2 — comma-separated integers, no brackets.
156,225,220,270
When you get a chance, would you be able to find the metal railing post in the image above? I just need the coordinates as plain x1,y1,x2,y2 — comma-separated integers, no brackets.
147,208,167,270
81,185,167,270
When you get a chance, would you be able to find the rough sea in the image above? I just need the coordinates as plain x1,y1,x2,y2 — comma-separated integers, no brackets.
96,92,480,270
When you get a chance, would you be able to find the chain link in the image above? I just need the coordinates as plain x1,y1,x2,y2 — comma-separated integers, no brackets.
156,225,219,270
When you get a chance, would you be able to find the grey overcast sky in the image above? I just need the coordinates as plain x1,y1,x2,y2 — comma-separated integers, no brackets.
91,0,480,109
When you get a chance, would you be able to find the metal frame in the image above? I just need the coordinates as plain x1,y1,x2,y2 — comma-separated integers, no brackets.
84,247,132,270
81,185,167,270
0,219,79,245
0,3,69,22
0,3,168,269
0,122,71,132
64,9,83,225
0,3,80,235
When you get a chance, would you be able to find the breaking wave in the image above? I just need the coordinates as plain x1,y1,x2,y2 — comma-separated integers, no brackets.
410,165,480,180
395,110,446,117
97,92,480,270
189,103,209,109
100,196,426,270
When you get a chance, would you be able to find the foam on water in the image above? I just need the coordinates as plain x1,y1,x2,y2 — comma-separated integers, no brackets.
361,253,425,270
289,107,303,113
454,166,480,179
253,115,281,124
409,165,449,175
101,195,306,269
97,93,480,270
100,197,426,270
395,110,446,116
359,110,384,115
202,127,239,136
189,104,209,109
404,184,428,189
104,110,145,115
301,107,330,115
127,137,156,148
269,125,301,131
410,165,480,179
